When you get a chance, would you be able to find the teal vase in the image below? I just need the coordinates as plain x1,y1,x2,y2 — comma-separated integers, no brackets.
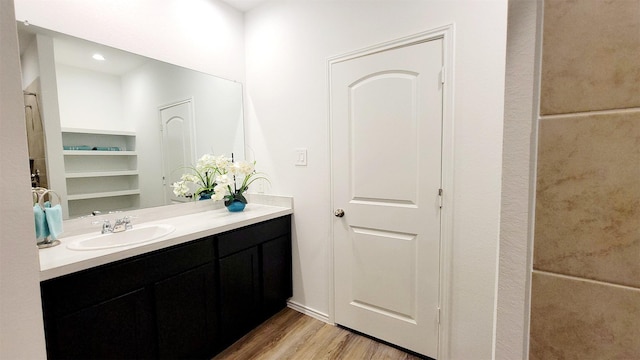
226,200,246,212
198,192,213,200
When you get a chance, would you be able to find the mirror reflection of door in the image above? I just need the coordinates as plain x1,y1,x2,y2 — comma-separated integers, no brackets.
23,81,48,189
160,99,195,204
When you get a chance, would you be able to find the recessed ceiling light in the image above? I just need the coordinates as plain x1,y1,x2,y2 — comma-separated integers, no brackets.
92,53,105,61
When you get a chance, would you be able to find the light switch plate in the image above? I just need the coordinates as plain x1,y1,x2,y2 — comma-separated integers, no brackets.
295,148,307,166
255,179,265,193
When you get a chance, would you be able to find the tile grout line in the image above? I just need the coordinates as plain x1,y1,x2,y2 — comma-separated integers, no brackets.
539,107,640,120
532,269,640,292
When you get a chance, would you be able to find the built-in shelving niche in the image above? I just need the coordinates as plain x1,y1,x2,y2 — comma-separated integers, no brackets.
61,128,139,217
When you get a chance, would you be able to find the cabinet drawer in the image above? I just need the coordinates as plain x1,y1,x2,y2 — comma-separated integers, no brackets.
217,216,291,258
144,235,214,282
41,237,214,317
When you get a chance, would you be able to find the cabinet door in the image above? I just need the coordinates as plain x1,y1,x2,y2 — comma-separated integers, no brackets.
218,246,260,345
154,263,217,359
261,235,293,317
46,288,154,360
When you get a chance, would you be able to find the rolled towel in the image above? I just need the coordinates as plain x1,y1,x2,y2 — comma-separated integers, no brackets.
34,204,50,240
44,202,64,240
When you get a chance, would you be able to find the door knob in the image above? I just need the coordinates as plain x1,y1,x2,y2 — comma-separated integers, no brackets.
334,209,345,217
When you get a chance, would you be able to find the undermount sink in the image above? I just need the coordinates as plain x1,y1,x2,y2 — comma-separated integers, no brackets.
67,224,176,251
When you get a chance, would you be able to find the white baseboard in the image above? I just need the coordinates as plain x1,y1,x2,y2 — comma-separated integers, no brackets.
287,300,332,324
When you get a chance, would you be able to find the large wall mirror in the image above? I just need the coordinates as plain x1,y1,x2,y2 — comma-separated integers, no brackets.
17,23,245,219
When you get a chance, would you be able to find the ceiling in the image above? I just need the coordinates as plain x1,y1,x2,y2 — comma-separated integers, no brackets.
222,0,267,12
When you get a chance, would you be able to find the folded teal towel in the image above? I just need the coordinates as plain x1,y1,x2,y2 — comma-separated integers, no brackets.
34,204,49,240
44,202,63,240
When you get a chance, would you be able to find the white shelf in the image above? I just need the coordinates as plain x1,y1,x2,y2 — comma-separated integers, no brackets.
61,127,136,136
62,129,139,216
66,170,139,179
68,189,141,201
63,150,137,156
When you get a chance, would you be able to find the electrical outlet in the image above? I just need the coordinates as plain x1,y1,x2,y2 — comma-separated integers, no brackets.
295,148,307,166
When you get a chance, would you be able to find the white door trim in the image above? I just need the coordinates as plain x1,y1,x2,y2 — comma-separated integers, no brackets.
327,24,455,360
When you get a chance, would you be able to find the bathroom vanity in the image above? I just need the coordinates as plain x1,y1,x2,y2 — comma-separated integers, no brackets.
38,202,292,359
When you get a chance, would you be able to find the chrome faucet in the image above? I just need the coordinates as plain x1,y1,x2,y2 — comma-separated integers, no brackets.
101,216,133,234
113,216,133,233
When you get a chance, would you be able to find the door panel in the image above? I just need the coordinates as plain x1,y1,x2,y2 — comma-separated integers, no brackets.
351,72,419,204
351,227,417,321
332,38,443,358
160,100,194,204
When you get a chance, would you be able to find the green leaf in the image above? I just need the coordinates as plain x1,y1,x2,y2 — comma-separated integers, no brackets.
235,192,247,204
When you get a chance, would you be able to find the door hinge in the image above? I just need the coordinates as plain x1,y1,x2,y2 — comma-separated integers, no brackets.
438,188,443,209
440,66,446,84
437,307,441,324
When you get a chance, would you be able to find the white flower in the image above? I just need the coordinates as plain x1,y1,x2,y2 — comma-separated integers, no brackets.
212,187,227,201
195,153,216,172
172,181,189,196
231,160,255,177
214,155,231,170
215,174,233,188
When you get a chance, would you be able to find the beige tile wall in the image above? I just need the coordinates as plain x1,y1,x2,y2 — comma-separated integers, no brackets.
530,272,640,359
535,111,640,288
541,0,640,115
532,0,640,357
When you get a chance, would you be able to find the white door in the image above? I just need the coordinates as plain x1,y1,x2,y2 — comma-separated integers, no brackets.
332,38,443,358
160,100,195,204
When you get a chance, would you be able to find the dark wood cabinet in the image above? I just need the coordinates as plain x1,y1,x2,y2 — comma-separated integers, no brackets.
154,263,216,359
219,246,261,343
40,215,291,360
261,235,293,316
48,288,154,359
217,216,292,347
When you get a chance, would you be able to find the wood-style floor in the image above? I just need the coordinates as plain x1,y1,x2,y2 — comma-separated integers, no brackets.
213,307,423,360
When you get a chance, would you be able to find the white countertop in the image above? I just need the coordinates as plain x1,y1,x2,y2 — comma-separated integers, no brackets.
39,202,292,281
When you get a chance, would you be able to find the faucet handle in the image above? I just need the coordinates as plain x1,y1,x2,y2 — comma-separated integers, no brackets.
101,220,112,234
121,216,133,230
113,215,137,232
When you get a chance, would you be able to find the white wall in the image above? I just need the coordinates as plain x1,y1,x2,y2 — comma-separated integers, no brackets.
20,35,39,88
56,64,127,131
14,0,246,83
244,2,508,358
0,0,47,357
495,1,541,358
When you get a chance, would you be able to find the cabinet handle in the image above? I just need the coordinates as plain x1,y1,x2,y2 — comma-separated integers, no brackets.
334,209,345,217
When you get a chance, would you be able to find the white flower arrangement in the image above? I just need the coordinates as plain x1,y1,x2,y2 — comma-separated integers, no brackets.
172,154,268,205
171,154,225,199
